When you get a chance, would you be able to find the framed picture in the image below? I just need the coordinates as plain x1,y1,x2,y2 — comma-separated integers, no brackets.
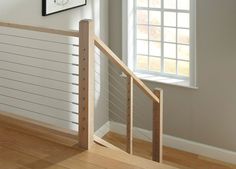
42,0,87,16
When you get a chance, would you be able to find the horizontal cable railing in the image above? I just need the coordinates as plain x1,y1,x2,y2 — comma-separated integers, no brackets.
0,22,78,36
0,32,79,46
0,22,80,132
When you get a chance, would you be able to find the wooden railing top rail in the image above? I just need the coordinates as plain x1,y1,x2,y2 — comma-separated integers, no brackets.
0,21,79,37
94,36,160,103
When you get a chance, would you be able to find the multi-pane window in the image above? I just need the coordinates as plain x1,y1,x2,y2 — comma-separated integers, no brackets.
135,0,194,78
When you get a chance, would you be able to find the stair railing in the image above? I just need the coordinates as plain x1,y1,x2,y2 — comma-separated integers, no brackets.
79,20,163,162
0,19,163,163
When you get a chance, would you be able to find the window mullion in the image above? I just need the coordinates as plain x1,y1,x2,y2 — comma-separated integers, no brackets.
147,0,150,71
190,0,196,86
176,0,178,75
161,0,164,73
134,0,137,72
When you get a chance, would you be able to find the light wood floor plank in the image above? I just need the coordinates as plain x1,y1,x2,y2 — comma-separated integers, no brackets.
0,125,175,169
102,132,236,169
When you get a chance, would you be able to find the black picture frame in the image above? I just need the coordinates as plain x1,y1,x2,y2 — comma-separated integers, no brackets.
42,0,87,16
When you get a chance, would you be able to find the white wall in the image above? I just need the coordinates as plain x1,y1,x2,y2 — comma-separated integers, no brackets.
0,0,109,131
94,0,110,131
0,0,92,29
109,0,236,152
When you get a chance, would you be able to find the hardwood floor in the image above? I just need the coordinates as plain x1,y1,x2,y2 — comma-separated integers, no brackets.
0,124,176,169
0,122,235,169
103,132,236,169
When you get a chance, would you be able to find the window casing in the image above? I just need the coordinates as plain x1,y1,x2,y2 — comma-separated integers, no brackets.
123,0,196,87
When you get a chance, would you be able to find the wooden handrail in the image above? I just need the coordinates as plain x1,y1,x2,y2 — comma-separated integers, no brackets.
94,36,160,103
0,21,79,37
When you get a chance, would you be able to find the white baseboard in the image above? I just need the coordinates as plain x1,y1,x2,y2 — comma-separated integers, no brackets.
110,121,152,142
163,135,236,165
95,121,236,165
95,121,110,138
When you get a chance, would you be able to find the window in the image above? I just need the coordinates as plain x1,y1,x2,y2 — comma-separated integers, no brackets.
123,0,196,87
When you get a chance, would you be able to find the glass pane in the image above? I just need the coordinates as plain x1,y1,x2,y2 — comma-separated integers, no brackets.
149,26,161,41
149,0,161,8
178,45,190,60
137,10,148,24
164,59,176,74
164,12,176,27
178,0,190,10
149,57,161,72
149,11,161,25
178,61,189,76
150,41,161,56
164,27,176,43
178,29,190,44
136,55,148,70
137,25,148,39
137,40,148,55
137,0,148,7
164,0,176,9
164,43,176,59
178,13,190,28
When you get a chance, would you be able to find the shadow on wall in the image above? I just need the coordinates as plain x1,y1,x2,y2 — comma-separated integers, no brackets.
93,0,110,131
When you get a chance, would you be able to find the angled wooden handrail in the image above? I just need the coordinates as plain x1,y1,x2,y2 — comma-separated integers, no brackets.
0,21,79,37
94,36,159,103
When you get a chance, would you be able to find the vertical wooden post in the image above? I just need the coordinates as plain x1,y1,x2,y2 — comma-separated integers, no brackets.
127,76,133,154
79,20,95,150
152,89,163,162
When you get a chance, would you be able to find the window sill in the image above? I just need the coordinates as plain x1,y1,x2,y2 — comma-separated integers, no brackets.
133,72,198,90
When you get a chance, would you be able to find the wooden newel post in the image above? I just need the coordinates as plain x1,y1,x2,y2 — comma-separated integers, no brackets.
79,20,95,150
152,88,163,162
127,76,133,154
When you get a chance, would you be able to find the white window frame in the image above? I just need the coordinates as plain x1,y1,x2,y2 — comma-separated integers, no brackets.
122,0,197,88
